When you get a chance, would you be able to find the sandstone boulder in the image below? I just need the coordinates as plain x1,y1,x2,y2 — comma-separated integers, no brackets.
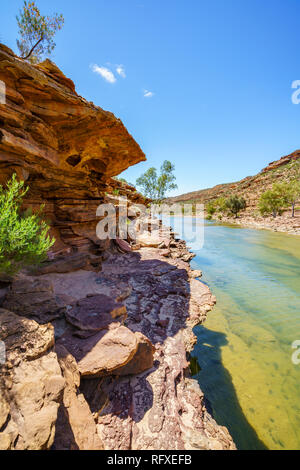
0,310,64,450
189,269,202,279
59,326,138,377
112,332,155,376
115,238,132,253
59,326,154,378
137,231,168,248
65,294,127,335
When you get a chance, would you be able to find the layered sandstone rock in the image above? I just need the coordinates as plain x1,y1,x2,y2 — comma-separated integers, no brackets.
0,43,147,257
261,149,300,173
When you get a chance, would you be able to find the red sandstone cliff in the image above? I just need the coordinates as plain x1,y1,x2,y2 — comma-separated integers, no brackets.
0,43,148,260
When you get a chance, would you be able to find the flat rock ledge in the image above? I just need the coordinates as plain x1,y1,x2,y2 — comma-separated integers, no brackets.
0,226,236,450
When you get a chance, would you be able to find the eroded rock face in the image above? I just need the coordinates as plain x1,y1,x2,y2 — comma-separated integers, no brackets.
90,246,234,450
0,310,64,450
0,44,147,256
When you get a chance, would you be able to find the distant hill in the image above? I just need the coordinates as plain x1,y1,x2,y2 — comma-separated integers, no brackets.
166,150,300,214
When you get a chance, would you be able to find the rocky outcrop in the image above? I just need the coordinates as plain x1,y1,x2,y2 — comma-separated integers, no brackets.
0,43,147,257
261,149,300,173
76,236,234,450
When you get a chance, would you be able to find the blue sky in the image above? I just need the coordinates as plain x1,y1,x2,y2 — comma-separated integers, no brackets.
1,0,300,196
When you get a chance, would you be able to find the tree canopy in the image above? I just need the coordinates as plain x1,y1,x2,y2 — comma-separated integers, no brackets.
258,183,288,218
283,180,300,217
136,161,178,202
258,181,300,218
16,1,64,63
225,195,247,218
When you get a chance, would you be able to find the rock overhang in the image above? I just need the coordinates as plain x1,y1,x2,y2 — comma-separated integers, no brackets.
0,43,146,180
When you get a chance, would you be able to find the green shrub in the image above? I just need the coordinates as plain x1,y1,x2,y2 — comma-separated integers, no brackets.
215,197,228,213
206,201,217,216
0,174,55,275
258,183,289,218
225,195,247,218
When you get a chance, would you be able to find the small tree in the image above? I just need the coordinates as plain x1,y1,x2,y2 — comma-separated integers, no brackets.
136,167,158,200
258,183,288,218
284,180,300,217
136,161,178,202
16,1,64,63
225,195,247,218
0,175,55,275
156,161,178,201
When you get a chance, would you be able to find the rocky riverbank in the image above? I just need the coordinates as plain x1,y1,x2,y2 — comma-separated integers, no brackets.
0,224,235,450
210,213,300,235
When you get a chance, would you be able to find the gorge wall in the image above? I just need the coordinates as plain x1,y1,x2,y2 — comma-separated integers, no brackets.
166,149,300,213
0,44,235,450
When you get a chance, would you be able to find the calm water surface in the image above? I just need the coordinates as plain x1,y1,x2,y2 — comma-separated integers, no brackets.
170,218,300,450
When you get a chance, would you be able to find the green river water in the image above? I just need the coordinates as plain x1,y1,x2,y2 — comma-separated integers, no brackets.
171,218,300,450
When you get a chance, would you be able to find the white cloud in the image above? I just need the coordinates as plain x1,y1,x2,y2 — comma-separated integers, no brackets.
143,89,154,98
91,64,116,83
116,65,126,78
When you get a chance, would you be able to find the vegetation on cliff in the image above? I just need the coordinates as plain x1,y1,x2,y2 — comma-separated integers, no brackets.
0,175,54,275
16,1,64,63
